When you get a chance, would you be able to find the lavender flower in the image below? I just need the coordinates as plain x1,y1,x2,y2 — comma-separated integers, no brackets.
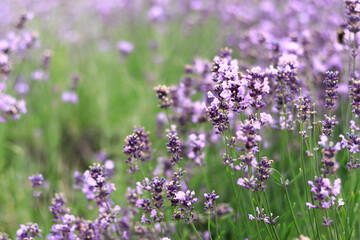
248,207,279,225
28,173,44,197
49,193,70,222
166,125,183,165
123,127,152,173
321,115,338,138
0,84,27,122
16,223,42,240
174,190,198,224
204,190,219,215
344,0,360,33
61,91,78,104
117,41,134,56
347,156,360,170
0,233,10,240
154,85,172,109
321,216,333,227
306,177,343,209
350,79,360,117
48,214,77,240
318,136,341,175
186,133,206,166
238,156,273,191
323,71,339,110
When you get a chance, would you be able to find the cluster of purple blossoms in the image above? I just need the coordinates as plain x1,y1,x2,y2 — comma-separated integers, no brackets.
123,127,152,173
306,177,343,209
318,136,341,175
244,67,270,109
321,115,338,138
323,71,339,110
49,193,70,222
28,173,44,197
32,50,52,82
235,115,272,168
174,190,198,224
16,223,42,240
186,133,206,166
0,232,10,240
344,0,360,33
339,120,360,153
0,91,27,123
248,207,279,226
166,125,183,165
154,85,172,109
136,177,166,224
94,151,115,177
237,157,273,192
83,163,117,211
62,74,80,104
117,40,134,57
350,79,360,117
347,156,360,170
295,96,312,123
204,190,219,215
48,214,77,240
205,92,230,134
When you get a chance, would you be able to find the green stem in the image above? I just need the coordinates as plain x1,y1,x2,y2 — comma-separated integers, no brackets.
284,186,301,236
188,213,203,240
208,214,214,240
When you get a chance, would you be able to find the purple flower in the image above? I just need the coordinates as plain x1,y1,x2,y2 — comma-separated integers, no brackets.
186,133,206,166
323,71,339,110
16,223,42,240
61,91,78,104
344,0,360,33
166,125,183,165
204,190,219,215
49,193,70,222
248,207,279,225
117,41,134,56
28,174,44,197
307,177,342,209
48,214,77,240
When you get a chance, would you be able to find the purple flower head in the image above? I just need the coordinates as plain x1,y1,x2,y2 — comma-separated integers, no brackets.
49,193,70,222
344,0,360,33
123,127,152,173
350,79,360,117
323,71,339,110
321,115,338,138
248,207,279,225
117,41,134,56
204,190,219,215
186,133,206,166
154,85,172,109
0,87,27,122
166,125,183,165
61,91,78,104
307,177,342,209
16,223,42,240
0,232,10,240
48,214,77,240
28,173,44,197
174,190,198,224
321,216,333,227
28,174,43,188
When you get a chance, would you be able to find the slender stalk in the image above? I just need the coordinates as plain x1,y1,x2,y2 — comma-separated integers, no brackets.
208,214,214,240
188,213,203,240
284,186,301,236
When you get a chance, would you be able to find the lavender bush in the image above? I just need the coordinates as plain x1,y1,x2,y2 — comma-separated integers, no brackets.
1,0,360,239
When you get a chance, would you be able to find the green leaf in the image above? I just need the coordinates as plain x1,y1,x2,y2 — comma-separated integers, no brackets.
281,222,294,240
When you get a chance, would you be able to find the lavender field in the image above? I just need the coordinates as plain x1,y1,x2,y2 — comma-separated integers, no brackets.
0,0,359,239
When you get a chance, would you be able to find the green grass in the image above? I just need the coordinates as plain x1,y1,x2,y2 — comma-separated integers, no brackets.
0,17,224,236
